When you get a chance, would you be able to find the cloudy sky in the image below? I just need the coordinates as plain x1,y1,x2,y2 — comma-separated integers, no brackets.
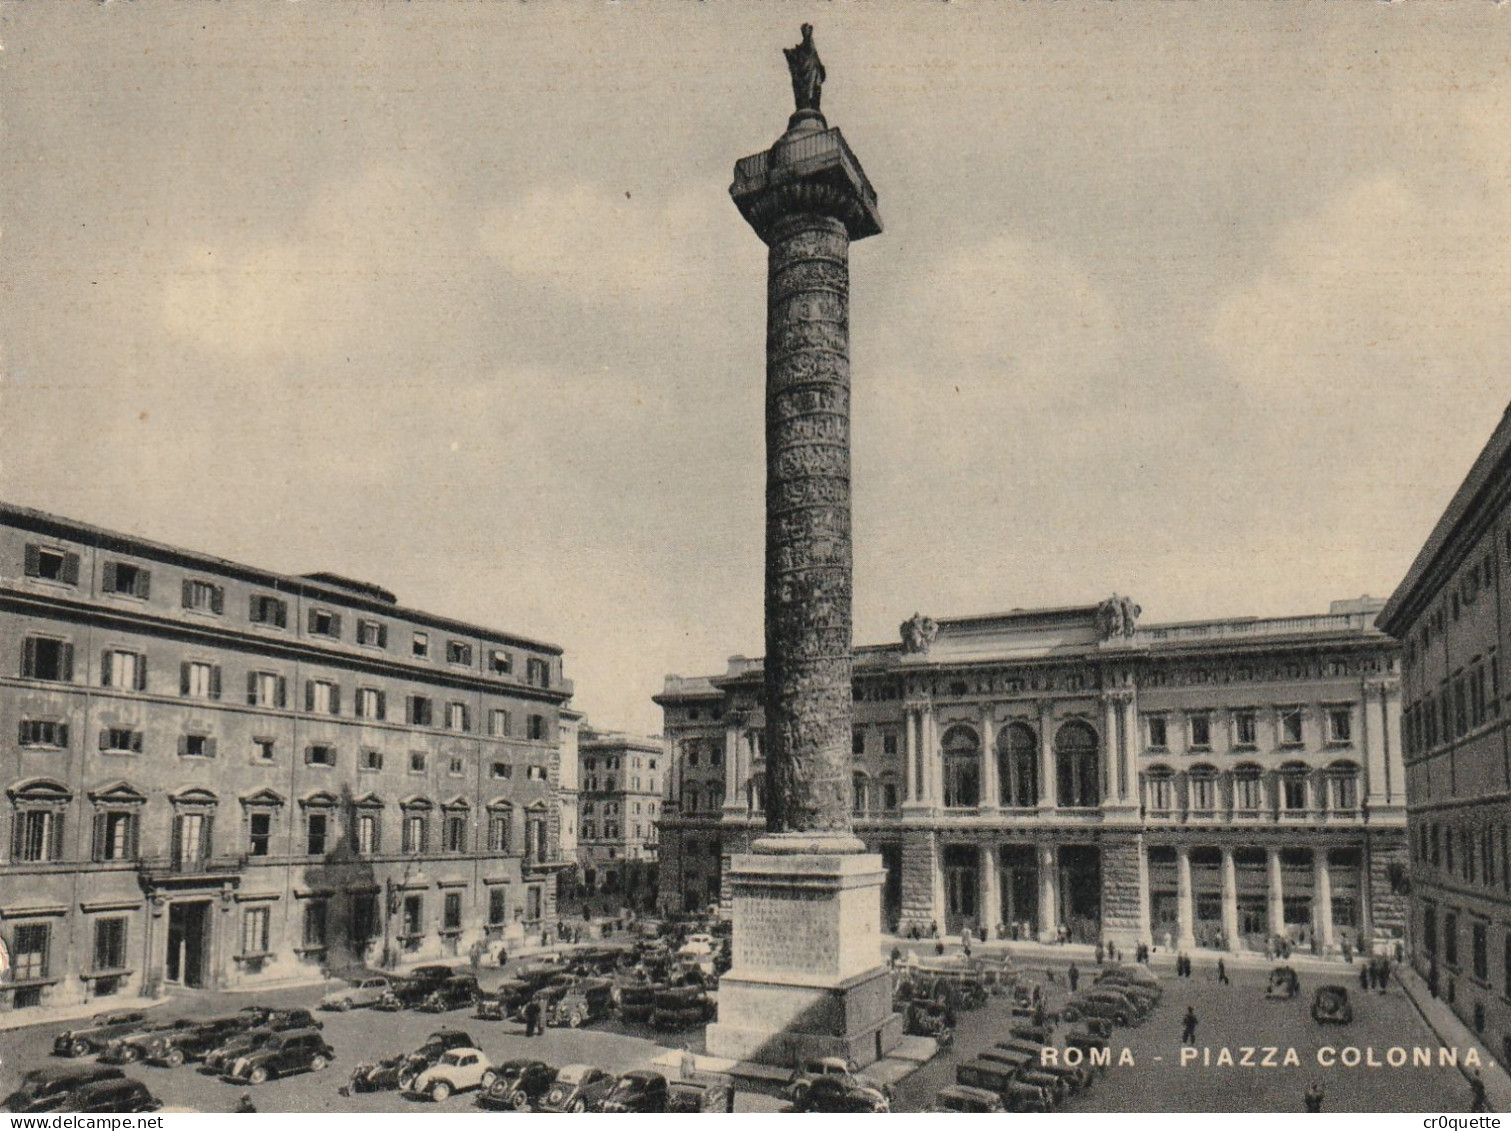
3,3,1508,734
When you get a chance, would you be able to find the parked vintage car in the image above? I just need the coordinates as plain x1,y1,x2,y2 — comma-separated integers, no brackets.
3,1066,126,1113
617,981,661,1023
932,1084,1006,1113
649,985,715,1030
476,979,536,1021
221,1029,335,1085
666,1075,735,1113
99,1019,201,1064
1311,985,1355,1025
1267,965,1301,1000
954,1059,1050,1113
1059,993,1132,1028
52,1011,152,1058
677,933,716,959
1093,971,1161,1009
994,1041,1092,1092
786,1056,860,1102
401,1047,495,1102
321,975,393,1011
418,975,481,1013
347,1030,476,1093
141,1016,249,1067
977,1048,1067,1105
237,1006,323,1032
904,999,956,1045
789,1075,890,1113
49,1077,160,1114
599,1069,670,1113
202,1029,277,1075
548,978,615,1028
475,1059,558,1111
1079,985,1150,1022
536,1063,617,1113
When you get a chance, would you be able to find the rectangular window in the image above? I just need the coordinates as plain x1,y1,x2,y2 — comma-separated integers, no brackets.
1233,711,1257,748
355,687,385,720
242,906,270,955
444,814,467,853
93,918,127,972
356,812,379,855
1279,707,1304,746
526,658,551,688
306,812,329,856
446,702,469,731
352,894,378,944
409,751,427,774
360,748,383,772
253,737,275,763
182,578,224,615
12,923,50,980
180,734,216,759
93,811,138,861
308,608,342,639
413,632,430,658
1188,713,1211,750
528,714,547,741
526,764,547,782
18,719,69,749
248,812,272,856
883,733,899,757
100,650,147,691
305,744,336,767
25,544,80,586
491,762,512,779
249,594,288,627
443,892,462,931
357,619,387,648
21,637,74,683
489,708,511,737
1146,716,1168,749
182,661,221,700
1445,912,1460,967
172,812,212,866
402,895,423,937
100,727,142,754
448,756,464,777
102,561,151,599
1327,707,1353,745
306,679,339,715
446,640,472,666
489,649,513,675
852,730,865,756
488,887,507,925
12,810,63,862
488,812,511,853
402,815,428,854
303,900,328,949
247,670,286,709
407,696,434,726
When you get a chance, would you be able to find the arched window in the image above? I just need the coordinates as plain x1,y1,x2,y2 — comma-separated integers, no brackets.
852,772,869,816
8,778,71,862
1054,721,1099,809
998,723,1038,808
1233,763,1264,814
1143,765,1175,817
1188,764,1219,815
1279,761,1310,813
941,725,980,808
1326,760,1361,812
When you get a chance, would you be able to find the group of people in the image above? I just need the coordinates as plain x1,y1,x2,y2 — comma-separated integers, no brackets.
1357,954,1393,992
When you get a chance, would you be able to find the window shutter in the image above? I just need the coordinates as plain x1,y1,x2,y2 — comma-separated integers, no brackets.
62,553,80,586
102,561,118,593
201,814,214,860
406,696,415,725
10,814,22,859
308,608,319,632
135,657,147,692
249,595,262,623
57,724,69,749
127,813,139,859
330,613,343,639
50,812,65,861
305,681,315,712
376,691,386,720
24,543,40,577
274,600,287,628
61,643,73,682
100,650,113,688
209,665,222,700
210,586,224,615
137,570,151,599
378,624,388,648
177,735,188,757
247,671,258,705
207,737,218,759
170,817,183,864
130,731,141,753
277,676,287,708
182,579,194,608
330,685,341,715
180,662,191,696
21,637,36,678
93,812,107,862
99,728,110,751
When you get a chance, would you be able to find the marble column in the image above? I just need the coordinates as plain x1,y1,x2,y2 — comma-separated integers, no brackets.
902,707,919,805
931,837,948,931
1267,847,1285,938
1038,701,1056,813
1176,845,1196,949
1038,843,1059,941
1314,849,1335,952
979,844,1002,937
1364,680,1390,807
926,706,944,808
980,708,999,811
722,726,745,814
1221,847,1241,953
1101,696,1119,804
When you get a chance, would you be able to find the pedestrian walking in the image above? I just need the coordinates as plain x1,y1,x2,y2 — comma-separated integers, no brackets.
1341,938,1353,964
524,998,541,1038
497,943,509,967
1470,1068,1489,1113
1181,1006,1198,1046
1359,962,1370,992
1217,958,1229,985
1068,962,1080,992
934,938,946,956
1379,957,1391,993
1304,1081,1325,1112
1095,942,1105,966
469,938,484,974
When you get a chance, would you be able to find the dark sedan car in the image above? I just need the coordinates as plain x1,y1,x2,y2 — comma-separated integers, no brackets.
347,1029,477,1093
599,1070,669,1113
202,1028,277,1074
52,1011,151,1058
790,1075,891,1113
536,1063,617,1113
50,1078,160,1114
2,1066,126,1113
476,1059,558,1111
418,975,480,1013
1311,985,1355,1025
141,1015,249,1066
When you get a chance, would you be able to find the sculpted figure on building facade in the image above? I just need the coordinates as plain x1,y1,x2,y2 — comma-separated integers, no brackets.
1097,593,1142,640
783,23,825,114
900,612,939,655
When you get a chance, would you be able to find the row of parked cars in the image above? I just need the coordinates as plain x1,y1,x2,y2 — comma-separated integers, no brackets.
343,1026,732,1111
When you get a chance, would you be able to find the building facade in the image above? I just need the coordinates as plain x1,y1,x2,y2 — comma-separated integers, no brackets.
576,727,663,905
1380,402,1511,1061
0,504,574,1015
657,597,1408,955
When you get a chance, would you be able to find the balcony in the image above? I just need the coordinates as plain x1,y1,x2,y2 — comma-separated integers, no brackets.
136,854,246,890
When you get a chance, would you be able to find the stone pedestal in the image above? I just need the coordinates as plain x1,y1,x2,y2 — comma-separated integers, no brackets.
706,851,903,1067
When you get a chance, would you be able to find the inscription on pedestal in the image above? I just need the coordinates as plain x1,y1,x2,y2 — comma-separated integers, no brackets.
737,887,838,974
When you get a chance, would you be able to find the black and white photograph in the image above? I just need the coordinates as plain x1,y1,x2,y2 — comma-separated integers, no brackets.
1,1,1509,1116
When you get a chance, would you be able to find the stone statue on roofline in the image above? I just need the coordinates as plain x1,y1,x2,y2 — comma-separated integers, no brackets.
784,23,825,114
900,612,939,655
1097,594,1141,640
